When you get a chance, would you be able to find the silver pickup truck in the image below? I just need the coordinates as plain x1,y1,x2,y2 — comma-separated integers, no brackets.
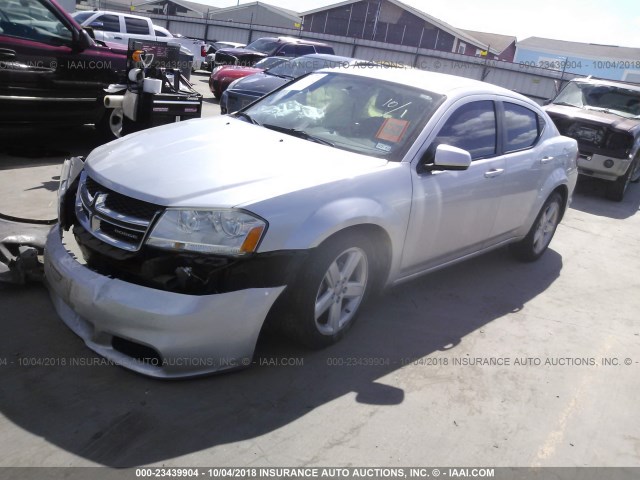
71,10,207,70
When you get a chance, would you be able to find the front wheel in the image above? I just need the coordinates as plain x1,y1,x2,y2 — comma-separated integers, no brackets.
511,192,563,262
282,233,375,349
96,107,123,142
607,156,639,201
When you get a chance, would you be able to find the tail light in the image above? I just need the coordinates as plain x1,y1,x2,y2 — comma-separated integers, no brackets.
201,45,207,57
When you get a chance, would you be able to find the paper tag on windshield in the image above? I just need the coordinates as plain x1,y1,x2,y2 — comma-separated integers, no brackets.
375,118,409,143
376,143,392,152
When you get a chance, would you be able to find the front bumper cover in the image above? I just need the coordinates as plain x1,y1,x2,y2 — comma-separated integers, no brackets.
577,152,633,181
44,225,285,378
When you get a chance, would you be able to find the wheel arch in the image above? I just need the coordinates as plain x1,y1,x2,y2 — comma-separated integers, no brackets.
315,223,393,291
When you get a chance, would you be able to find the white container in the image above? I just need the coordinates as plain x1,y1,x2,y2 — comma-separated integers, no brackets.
143,78,162,94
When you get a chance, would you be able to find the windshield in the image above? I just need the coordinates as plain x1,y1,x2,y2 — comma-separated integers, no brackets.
254,56,290,70
554,82,640,118
243,72,445,161
245,38,280,54
267,57,349,79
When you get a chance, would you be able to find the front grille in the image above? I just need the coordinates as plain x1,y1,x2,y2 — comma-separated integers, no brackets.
75,172,163,253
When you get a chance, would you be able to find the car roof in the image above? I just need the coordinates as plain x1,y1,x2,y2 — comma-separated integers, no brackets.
316,66,530,100
568,77,640,92
256,36,331,47
291,54,362,64
74,10,146,19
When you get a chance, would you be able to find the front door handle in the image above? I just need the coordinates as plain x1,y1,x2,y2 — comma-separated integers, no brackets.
484,168,504,178
541,156,554,164
0,48,16,60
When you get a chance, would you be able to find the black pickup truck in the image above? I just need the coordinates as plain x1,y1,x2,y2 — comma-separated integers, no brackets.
544,78,640,201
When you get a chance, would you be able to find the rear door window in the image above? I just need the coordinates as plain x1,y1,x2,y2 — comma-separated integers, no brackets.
124,17,150,35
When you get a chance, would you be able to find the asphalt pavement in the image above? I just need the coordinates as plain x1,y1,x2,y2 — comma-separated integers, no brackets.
0,71,639,471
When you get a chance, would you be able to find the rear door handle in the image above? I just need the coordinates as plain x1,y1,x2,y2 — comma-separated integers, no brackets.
114,36,122,40
484,168,504,178
541,156,554,164
0,48,16,60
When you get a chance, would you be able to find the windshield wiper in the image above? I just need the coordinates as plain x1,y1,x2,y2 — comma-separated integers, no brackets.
263,124,335,147
265,71,294,79
234,111,260,125
584,106,629,118
552,101,580,107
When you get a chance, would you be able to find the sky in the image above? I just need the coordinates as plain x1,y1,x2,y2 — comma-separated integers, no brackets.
196,0,640,48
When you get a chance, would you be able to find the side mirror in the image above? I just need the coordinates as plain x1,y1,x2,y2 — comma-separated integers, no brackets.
418,144,472,173
75,29,94,51
83,26,96,40
434,144,471,170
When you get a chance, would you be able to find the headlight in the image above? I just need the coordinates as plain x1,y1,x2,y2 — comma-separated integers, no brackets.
146,209,266,256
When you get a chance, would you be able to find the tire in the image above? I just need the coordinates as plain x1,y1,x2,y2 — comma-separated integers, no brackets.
282,232,376,349
96,107,124,142
605,158,637,201
511,192,563,262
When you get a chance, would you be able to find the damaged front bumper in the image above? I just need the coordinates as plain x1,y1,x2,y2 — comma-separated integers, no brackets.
44,225,286,378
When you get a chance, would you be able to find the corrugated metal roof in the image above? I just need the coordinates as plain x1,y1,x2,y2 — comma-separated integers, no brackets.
301,0,500,54
134,0,217,14
518,36,640,60
460,29,516,54
209,1,300,22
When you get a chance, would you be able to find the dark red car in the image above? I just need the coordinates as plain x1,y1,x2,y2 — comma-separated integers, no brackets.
0,0,127,139
208,56,290,99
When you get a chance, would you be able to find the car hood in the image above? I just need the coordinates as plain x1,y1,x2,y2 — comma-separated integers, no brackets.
545,104,640,133
214,66,263,79
85,116,389,208
217,47,268,58
230,72,288,95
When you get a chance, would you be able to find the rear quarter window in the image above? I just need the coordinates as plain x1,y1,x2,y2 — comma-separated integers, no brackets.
503,102,545,153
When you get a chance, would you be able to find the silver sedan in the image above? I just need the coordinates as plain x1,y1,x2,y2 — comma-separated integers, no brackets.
48,67,578,377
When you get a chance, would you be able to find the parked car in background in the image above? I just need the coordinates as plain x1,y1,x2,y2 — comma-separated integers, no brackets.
152,26,207,71
220,54,373,114
213,36,334,69
0,0,127,140
202,41,246,71
51,67,578,378
544,78,640,201
209,56,290,99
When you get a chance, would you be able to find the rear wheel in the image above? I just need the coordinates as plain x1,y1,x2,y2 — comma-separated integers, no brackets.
282,232,375,349
511,192,563,262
